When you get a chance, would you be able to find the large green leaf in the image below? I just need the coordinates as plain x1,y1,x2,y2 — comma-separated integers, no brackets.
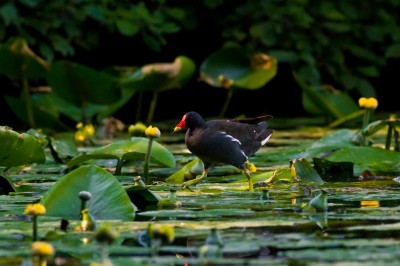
199,47,277,90
40,165,136,220
325,146,400,175
4,95,69,130
67,137,176,169
0,126,45,167
0,37,49,80
165,158,203,184
294,72,359,118
47,60,121,107
119,55,196,92
260,129,356,162
292,158,324,185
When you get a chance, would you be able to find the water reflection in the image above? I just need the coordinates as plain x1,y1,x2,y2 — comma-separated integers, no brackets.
360,200,380,208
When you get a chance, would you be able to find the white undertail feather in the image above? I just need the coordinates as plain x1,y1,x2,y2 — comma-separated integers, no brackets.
261,134,272,146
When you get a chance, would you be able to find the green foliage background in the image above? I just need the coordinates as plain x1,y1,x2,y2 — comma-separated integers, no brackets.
1,0,399,119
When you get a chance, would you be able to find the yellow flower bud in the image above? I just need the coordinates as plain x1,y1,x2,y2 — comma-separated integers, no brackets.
32,241,54,257
84,124,95,137
95,223,118,244
147,224,175,244
145,125,161,138
128,122,147,137
25,203,46,216
75,131,86,143
359,97,378,110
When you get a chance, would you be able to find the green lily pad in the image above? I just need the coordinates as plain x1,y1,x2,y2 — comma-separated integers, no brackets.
40,165,136,220
292,158,325,185
0,126,45,167
165,158,203,184
47,60,121,107
119,55,196,92
294,72,359,118
200,47,277,90
325,146,400,175
67,137,176,169
125,185,163,211
138,208,256,219
0,37,49,80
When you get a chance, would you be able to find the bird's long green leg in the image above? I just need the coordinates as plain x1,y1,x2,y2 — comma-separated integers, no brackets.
181,169,208,190
244,168,254,192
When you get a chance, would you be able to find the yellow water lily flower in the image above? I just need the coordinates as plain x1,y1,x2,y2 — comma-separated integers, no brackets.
358,97,378,110
32,241,54,257
145,125,161,138
25,203,46,216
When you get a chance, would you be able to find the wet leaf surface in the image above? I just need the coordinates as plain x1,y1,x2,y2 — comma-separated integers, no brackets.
1,122,400,265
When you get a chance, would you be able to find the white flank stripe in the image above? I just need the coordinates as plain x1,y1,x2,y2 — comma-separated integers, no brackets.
220,132,242,145
261,134,272,146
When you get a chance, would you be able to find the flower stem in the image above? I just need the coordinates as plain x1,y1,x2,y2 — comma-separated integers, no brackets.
144,138,153,184
32,215,38,241
385,122,394,150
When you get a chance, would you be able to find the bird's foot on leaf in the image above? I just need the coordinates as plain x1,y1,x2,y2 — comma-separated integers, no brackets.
244,168,254,192
245,161,257,173
181,176,206,191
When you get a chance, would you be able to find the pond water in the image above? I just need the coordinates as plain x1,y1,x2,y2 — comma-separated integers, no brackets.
1,121,400,266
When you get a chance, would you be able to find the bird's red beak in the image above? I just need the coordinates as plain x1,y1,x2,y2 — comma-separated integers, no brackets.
174,115,186,132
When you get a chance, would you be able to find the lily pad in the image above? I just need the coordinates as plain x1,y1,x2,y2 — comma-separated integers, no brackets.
0,126,45,167
200,47,277,90
119,55,196,92
67,137,176,169
40,165,137,220
47,60,121,107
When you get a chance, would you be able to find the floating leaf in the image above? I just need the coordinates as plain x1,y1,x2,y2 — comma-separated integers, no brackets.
119,55,196,92
165,158,203,184
200,47,277,90
0,37,49,80
308,190,329,212
0,126,45,167
47,60,121,107
325,146,400,175
40,165,136,220
0,175,15,195
125,185,162,211
294,72,359,119
67,137,176,169
291,158,324,185
313,157,355,182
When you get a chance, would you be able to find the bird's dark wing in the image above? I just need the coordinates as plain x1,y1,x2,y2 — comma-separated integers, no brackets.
186,128,248,168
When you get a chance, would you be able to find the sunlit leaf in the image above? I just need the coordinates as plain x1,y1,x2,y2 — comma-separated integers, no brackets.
119,55,196,92
199,47,277,90
0,126,45,167
294,72,359,118
165,158,202,184
67,137,176,169
0,37,49,80
291,158,324,185
40,165,136,220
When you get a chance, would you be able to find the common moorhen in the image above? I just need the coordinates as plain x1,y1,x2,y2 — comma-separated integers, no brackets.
174,111,273,191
